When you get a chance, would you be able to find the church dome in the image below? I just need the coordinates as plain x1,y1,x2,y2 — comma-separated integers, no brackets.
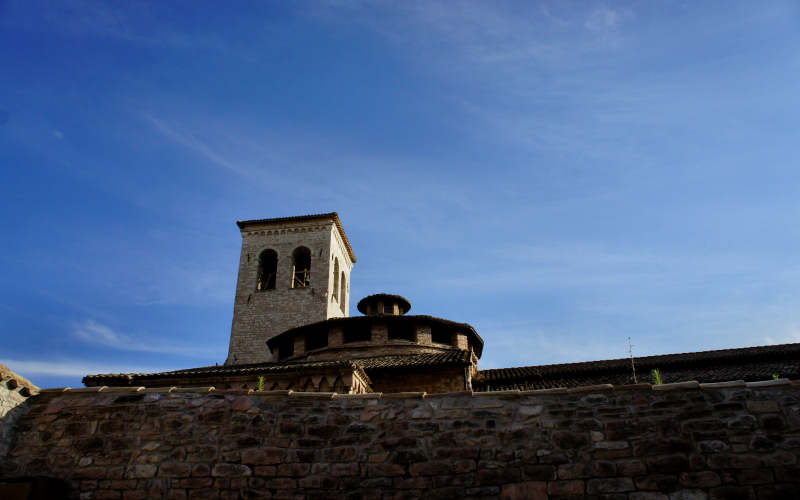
357,293,411,316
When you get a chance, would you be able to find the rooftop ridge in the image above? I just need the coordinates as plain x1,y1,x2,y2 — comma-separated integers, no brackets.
479,341,800,379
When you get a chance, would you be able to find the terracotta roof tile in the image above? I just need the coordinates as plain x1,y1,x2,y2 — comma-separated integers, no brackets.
356,351,472,370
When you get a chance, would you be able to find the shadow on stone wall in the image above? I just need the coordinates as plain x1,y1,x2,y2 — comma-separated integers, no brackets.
0,476,70,499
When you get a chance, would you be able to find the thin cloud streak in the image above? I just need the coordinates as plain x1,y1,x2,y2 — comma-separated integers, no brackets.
144,114,252,177
428,244,796,293
73,319,218,357
0,359,172,378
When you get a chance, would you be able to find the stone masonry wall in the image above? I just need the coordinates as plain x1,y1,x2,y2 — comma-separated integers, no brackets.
2,381,800,499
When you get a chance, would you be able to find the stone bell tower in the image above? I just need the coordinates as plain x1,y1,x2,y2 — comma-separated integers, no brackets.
226,213,356,365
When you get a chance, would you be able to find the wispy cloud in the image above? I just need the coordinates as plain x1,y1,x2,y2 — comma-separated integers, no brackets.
584,5,630,38
144,114,251,176
142,111,478,226
428,244,781,293
317,1,632,69
73,319,218,357
477,321,627,369
764,325,800,346
0,358,171,379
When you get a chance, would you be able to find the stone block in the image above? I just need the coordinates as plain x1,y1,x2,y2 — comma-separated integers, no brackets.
500,481,547,500
586,477,635,494
679,471,721,488
159,462,192,478
211,463,252,477
647,454,691,473
636,474,679,492
709,485,756,500
547,480,584,495
126,464,156,479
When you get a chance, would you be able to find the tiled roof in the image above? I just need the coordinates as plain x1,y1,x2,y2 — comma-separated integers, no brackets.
476,342,800,391
357,351,472,370
82,352,471,386
236,212,356,262
83,358,367,385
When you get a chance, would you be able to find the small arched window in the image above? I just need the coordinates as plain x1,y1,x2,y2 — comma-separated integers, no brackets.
340,271,347,312
333,258,340,302
256,249,277,291
292,247,311,288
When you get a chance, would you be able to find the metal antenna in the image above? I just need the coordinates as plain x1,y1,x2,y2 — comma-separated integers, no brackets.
628,337,638,384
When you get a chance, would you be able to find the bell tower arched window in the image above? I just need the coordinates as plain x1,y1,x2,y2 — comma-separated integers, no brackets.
340,272,347,313
292,247,311,288
256,249,277,291
333,258,340,302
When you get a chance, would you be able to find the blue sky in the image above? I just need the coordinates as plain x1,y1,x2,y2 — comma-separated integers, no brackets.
2,1,800,388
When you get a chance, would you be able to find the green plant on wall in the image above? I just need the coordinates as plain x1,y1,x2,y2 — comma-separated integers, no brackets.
257,376,265,391
773,374,780,380
651,368,663,385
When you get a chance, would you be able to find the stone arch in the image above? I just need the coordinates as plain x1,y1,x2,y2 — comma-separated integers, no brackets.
340,272,347,313
333,258,340,303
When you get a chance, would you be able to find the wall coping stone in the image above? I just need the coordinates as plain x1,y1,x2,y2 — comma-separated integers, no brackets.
334,393,383,399
568,384,614,393
652,380,699,390
746,378,790,387
289,392,336,399
256,390,292,396
34,378,800,401
474,390,520,396
65,386,106,393
423,390,473,398
99,386,145,393
615,383,652,391
521,388,568,395
700,380,746,389
382,392,426,399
